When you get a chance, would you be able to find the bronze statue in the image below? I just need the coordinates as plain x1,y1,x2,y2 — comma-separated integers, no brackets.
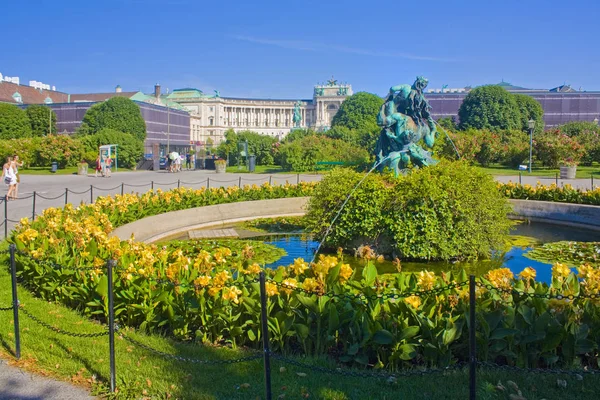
293,101,302,128
374,76,438,175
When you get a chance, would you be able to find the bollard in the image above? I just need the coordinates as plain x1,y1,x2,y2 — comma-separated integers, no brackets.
32,191,36,221
10,244,20,359
207,177,210,189
178,179,181,189
107,259,117,392
4,195,7,239
64,188,69,206
555,172,558,186
259,272,272,400
592,173,594,190
151,181,154,191
121,182,124,196
239,177,242,188
297,174,300,185
469,275,476,400
90,185,94,204
518,172,521,185
269,175,272,185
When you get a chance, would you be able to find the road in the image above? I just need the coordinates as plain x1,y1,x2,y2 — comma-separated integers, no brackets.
1,169,597,238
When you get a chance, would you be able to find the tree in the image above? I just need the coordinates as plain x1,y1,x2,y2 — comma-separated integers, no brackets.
458,86,521,131
0,103,32,139
81,97,146,141
25,105,57,137
513,94,544,134
436,117,457,132
80,128,144,169
331,92,383,133
216,130,277,165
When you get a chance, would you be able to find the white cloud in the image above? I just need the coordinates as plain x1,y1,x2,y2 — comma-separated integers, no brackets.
230,35,454,62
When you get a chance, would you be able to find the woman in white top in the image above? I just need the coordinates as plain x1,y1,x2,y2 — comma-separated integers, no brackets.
2,157,17,200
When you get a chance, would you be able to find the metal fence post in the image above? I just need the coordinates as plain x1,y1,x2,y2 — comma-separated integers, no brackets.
32,191,36,221
469,275,476,400
259,271,272,400
592,173,594,190
90,185,94,204
297,174,300,185
107,259,116,392
518,172,521,185
555,173,558,186
207,177,210,189
121,183,124,196
10,244,20,359
239,177,242,188
64,188,69,206
178,179,181,189
269,175,272,185
4,195,8,239
151,181,154,191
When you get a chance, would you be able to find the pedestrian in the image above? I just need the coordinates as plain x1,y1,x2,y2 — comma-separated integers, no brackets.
104,156,112,178
2,156,17,200
175,154,182,172
186,153,192,170
95,155,103,177
190,153,196,170
11,154,23,199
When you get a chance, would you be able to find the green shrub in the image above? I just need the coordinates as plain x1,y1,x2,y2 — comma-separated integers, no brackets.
575,130,600,166
498,130,530,167
0,137,40,167
0,103,32,139
306,162,512,260
33,135,84,168
534,129,586,167
25,104,57,137
277,135,370,172
216,129,277,166
80,128,144,169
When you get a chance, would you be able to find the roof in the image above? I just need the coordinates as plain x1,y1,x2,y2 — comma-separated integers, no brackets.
131,92,189,111
495,80,532,91
0,81,69,104
166,88,208,99
69,91,139,102
550,84,577,93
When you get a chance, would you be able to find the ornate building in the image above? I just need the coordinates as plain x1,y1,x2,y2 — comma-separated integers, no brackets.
166,78,352,145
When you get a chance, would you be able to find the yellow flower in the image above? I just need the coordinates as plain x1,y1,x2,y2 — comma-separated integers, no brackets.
280,278,297,295
194,275,212,288
518,267,536,281
405,295,421,309
339,264,353,283
302,278,319,293
417,270,436,291
244,263,261,275
485,268,514,290
16,228,39,243
552,262,571,281
208,287,221,296
213,271,231,287
265,282,279,297
222,286,243,304
289,258,308,276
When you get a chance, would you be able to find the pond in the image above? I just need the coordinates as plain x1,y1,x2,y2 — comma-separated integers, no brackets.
249,221,598,284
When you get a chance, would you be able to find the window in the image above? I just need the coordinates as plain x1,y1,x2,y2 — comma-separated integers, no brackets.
209,117,214,126
210,107,214,112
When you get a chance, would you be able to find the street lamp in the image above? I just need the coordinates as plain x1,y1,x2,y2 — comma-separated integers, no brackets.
528,119,536,174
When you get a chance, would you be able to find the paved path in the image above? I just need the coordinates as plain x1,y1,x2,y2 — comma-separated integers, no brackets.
0,358,95,400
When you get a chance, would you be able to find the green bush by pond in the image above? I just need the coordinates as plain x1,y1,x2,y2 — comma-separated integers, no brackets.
305,162,513,261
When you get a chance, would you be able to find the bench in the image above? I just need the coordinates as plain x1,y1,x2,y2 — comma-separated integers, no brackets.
315,161,344,173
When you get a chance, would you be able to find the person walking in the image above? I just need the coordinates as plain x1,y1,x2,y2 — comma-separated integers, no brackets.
2,157,17,200
104,156,112,178
186,153,192,170
11,154,23,199
95,155,103,177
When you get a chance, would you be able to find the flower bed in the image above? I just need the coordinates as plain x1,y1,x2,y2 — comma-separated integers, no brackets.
499,181,600,205
9,180,600,371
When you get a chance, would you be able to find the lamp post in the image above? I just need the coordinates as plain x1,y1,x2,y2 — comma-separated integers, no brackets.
528,119,536,174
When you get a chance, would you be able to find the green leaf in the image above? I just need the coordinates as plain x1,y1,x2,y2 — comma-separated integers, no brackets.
362,263,377,286
398,326,420,341
490,328,520,340
95,275,108,298
398,344,417,360
372,329,394,345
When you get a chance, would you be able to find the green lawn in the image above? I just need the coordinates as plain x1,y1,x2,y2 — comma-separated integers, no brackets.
477,163,600,179
226,164,298,174
1,244,599,399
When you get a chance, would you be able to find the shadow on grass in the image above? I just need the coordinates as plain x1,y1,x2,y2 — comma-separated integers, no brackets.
0,332,16,357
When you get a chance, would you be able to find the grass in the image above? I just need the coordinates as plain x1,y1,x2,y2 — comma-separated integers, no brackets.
477,163,600,179
1,244,600,399
19,167,136,176
226,164,312,175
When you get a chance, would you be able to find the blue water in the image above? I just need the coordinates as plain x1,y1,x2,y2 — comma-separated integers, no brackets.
253,222,597,284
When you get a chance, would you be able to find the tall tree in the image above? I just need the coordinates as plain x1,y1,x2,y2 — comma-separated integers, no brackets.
458,86,521,131
331,92,383,132
513,94,544,134
0,103,32,139
81,97,146,141
25,105,57,137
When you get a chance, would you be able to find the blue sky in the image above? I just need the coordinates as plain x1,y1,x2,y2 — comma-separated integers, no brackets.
1,0,598,98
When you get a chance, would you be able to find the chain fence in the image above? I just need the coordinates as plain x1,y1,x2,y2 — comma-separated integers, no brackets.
5,245,600,399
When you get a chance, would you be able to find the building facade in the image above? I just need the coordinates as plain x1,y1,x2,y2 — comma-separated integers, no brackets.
166,78,353,145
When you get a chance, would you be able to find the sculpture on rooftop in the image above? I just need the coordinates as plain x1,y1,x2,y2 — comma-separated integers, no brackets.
292,101,302,128
374,76,438,175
